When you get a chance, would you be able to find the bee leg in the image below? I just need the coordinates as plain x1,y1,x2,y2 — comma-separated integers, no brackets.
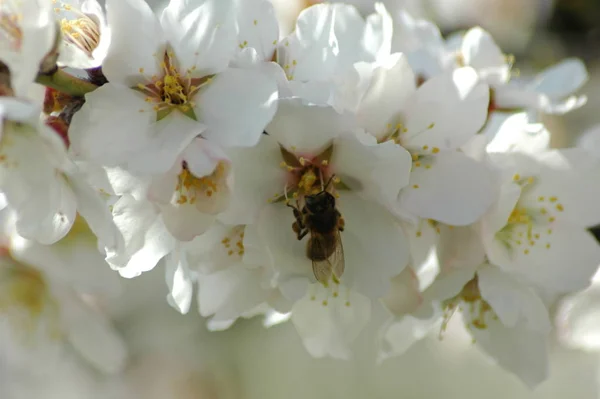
297,228,309,240
337,216,345,232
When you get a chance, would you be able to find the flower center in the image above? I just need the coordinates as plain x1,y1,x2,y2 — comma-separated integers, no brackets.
268,144,346,205
54,2,101,57
440,274,497,337
134,49,211,121
0,2,22,51
495,174,564,255
175,161,227,206
382,121,438,156
219,225,245,258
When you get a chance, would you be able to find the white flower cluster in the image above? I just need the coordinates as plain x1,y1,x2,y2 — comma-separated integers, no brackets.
1,0,599,388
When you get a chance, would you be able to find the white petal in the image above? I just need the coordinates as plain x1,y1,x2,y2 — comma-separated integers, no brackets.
336,193,409,298
531,58,588,100
291,286,371,359
436,225,485,272
266,98,356,153
390,10,446,79
108,195,175,277
104,0,165,85
196,67,277,148
401,67,489,152
70,84,202,174
381,267,422,316
332,131,412,205
277,4,338,82
469,318,549,388
364,3,393,61
198,264,270,321
160,0,236,76
556,285,600,351
165,249,193,314
398,151,496,225
501,222,600,294
485,112,550,154
481,180,521,239
182,138,226,177
378,310,440,360
160,203,217,241
578,124,600,158
235,0,278,61
461,27,509,85
15,177,77,245
68,173,121,251
218,136,285,225
356,53,415,140
255,202,314,299
477,264,551,333
423,264,478,303
62,297,127,374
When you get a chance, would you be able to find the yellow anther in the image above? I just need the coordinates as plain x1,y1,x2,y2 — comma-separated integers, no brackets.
524,249,530,255
513,174,520,181
416,231,422,237
321,160,328,166
422,145,429,151
556,204,564,212
432,147,440,154
412,184,419,189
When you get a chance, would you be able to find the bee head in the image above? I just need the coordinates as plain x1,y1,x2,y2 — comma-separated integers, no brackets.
305,191,336,213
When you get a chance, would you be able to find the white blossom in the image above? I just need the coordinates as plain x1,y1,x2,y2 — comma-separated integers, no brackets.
53,0,111,69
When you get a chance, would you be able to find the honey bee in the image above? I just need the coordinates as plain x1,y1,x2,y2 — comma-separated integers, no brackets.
287,175,345,286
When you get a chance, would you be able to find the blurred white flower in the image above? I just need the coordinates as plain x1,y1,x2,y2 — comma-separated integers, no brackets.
0,214,126,375
460,27,588,115
0,0,56,96
0,97,119,246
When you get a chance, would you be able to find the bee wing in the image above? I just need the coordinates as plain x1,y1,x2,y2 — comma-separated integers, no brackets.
312,258,333,286
311,232,345,286
331,230,345,282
